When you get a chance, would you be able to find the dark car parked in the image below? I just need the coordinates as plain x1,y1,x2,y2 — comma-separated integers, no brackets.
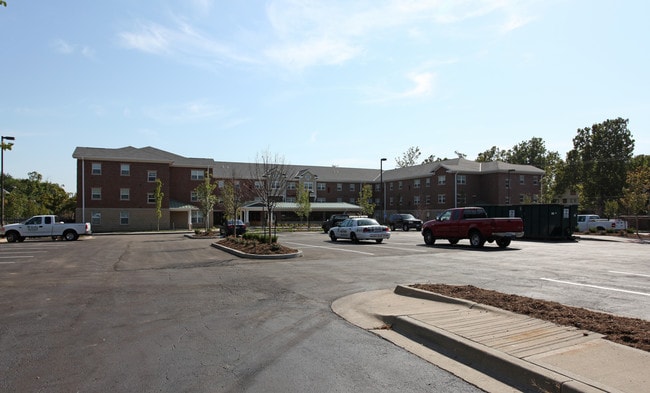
222,219,247,236
322,214,350,233
388,213,423,231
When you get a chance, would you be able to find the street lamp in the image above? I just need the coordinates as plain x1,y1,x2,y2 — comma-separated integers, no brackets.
380,158,387,223
1,135,15,226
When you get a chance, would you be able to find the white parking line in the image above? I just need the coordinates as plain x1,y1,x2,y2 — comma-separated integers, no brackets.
373,245,428,253
285,242,375,256
0,255,34,259
609,271,650,278
0,261,15,264
540,278,650,297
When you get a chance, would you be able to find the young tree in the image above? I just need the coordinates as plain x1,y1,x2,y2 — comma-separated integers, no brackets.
566,118,635,214
620,166,650,237
295,182,312,228
249,151,293,243
154,178,164,231
358,184,375,216
194,171,217,231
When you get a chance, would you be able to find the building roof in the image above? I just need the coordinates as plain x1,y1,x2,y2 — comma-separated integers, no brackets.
72,146,215,168
73,147,544,181
241,201,362,212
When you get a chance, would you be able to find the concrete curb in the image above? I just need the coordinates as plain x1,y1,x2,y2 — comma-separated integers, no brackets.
211,242,303,259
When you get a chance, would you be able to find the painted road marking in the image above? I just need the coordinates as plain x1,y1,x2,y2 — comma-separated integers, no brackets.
609,271,650,278
540,278,650,297
286,242,375,256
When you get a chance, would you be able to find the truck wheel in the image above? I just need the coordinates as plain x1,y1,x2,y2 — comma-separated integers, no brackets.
391,224,396,231
323,227,329,233
403,224,409,231
5,231,19,243
497,238,511,248
423,230,436,245
469,231,485,248
329,231,337,242
350,233,360,243
63,230,79,241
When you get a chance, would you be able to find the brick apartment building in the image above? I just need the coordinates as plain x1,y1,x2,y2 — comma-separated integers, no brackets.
73,146,544,232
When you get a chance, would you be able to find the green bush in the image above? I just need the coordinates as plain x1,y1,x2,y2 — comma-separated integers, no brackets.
242,232,278,243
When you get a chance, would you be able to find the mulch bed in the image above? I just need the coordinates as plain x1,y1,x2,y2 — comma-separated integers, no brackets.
217,236,299,255
411,284,650,352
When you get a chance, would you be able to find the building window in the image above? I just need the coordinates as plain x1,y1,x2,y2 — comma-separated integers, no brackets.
287,182,296,190
271,180,280,189
438,194,446,204
414,195,420,205
349,197,355,204
425,195,431,205
398,181,403,190
304,182,314,191
147,170,157,182
336,197,343,202
190,191,198,202
389,182,394,191
317,183,326,191
120,164,130,176
414,179,421,189
191,211,203,224
316,197,326,202
120,211,129,225
457,193,466,205
349,184,355,192
457,175,466,185
505,178,510,189
398,196,403,206
191,170,205,180
120,188,130,201
337,183,342,191
519,175,525,185
254,181,262,189
533,176,539,185
375,183,381,191
218,180,225,188
425,178,431,187
91,187,101,200
389,197,394,206
286,197,296,203
91,163,101,175
147,193,156,204
519,194,525,203
438,175,446,185
91,212,101,225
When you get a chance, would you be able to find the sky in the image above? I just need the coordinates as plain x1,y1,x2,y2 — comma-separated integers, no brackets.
1,1,649,193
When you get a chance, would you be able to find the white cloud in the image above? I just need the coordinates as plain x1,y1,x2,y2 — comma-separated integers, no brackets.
363,71,437,104
143,100,230,124
52,39,74,54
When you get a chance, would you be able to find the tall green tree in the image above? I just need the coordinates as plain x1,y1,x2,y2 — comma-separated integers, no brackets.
295,182,312,228
4,172,75,221
620,166,650,237
566,118,634,214
194,171,217,231
154,179,164,231
358,184,375,216
476,146,508,162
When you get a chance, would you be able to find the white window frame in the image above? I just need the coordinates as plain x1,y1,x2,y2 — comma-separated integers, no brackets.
147,170,157,182
191,170,205,180
437,175,446,185
147,193,156,204
120,211,129,225
120,188,130,201
91,163,102,175
91,187,102,200
120,163,130,176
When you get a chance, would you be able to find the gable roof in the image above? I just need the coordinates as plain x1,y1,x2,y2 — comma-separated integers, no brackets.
73,146,215,168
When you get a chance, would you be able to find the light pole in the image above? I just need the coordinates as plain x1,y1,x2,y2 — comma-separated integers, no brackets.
380,158,387,223
1,135,15,225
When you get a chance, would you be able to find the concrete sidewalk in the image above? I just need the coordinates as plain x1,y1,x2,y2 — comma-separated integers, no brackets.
332,285,649,393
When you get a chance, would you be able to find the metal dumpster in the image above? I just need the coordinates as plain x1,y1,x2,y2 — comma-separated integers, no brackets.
480,204,578,240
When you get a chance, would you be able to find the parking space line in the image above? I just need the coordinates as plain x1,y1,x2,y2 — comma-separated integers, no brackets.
0,261,16,264
374,245,428,253
609,271,650,278
285,242,375,256
540,278,650,297
0,256,34,259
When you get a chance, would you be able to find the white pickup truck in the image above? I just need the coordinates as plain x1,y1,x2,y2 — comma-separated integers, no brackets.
1,215,92,242
576,214,627,232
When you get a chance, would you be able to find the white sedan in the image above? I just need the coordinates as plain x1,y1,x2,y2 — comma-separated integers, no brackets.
328,217,391,243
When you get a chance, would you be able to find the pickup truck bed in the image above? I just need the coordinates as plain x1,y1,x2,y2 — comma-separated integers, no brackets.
422,207,523,248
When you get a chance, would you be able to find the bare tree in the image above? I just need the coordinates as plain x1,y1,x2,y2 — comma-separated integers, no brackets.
249,151,294,243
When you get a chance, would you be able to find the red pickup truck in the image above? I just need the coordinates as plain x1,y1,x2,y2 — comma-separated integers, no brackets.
421,207,523,248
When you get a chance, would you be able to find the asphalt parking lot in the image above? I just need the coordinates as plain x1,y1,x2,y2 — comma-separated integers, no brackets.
1,232,648,392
